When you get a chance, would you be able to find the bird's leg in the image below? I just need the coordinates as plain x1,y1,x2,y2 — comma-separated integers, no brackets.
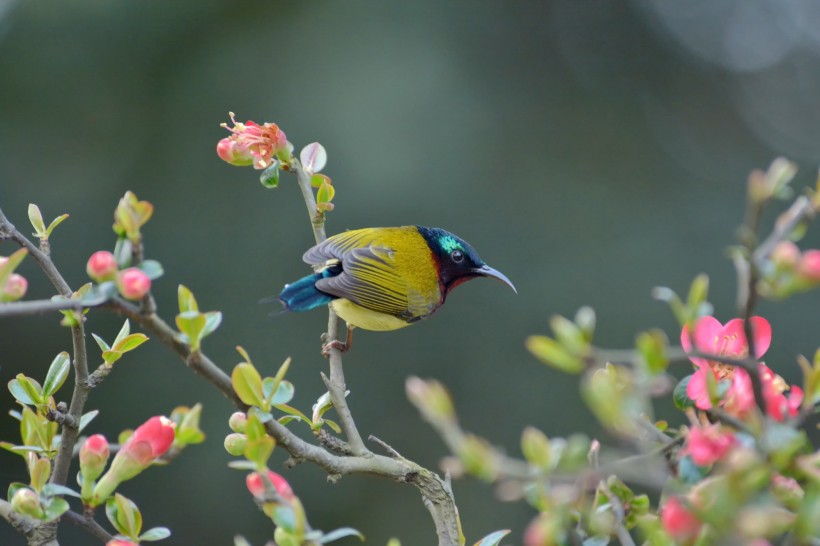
321,324,353,357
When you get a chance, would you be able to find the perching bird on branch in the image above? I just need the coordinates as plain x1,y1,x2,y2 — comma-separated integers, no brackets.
265,226,516,350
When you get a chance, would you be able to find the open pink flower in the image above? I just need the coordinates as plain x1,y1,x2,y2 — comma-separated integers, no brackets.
682,423,735,466
217,112,289,170
681,316,771,380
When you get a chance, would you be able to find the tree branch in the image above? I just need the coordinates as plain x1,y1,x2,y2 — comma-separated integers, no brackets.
62,510,113,543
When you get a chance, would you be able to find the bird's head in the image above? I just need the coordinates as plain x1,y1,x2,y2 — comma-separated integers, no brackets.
417,226,516,296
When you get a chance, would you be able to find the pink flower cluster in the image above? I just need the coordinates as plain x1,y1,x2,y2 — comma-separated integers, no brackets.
217,112,289,170
86,251,151,301
682,316,802,422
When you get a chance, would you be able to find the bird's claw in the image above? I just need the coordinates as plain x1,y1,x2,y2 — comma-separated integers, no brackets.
321,339,348,358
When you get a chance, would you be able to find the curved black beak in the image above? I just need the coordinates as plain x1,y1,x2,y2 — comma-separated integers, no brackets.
474,264,517,294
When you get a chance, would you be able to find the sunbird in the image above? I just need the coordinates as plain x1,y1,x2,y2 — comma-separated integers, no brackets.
267,226,516,350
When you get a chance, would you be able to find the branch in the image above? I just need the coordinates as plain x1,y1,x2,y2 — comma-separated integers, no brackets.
62,509,113,543
0,298,91,317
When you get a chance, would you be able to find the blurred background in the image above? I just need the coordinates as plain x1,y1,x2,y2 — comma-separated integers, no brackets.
2,1,820,544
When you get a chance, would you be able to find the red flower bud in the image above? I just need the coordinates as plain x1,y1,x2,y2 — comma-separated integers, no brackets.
80,434,110,482
661,496,701,543
87,251,118,282
117,268,151,300
246,470,294,502
3,273,28,302
799,249,820,282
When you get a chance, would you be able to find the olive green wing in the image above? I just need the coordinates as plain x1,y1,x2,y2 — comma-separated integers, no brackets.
303,229,413,319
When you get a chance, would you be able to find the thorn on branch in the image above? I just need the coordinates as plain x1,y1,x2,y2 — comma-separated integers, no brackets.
46,406,78,429
369,435,402,458
315,428,353,455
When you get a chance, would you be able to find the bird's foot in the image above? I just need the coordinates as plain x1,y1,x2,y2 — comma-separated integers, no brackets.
321,339,348,358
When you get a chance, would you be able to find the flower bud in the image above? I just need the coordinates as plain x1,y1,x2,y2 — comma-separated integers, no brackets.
3,273,28,302
106,540,138,546
92,416,175,505
661,496,701,543
86,251,119,282
799,250,820,282
223,433,247,456
405,377,455,424
117,268,151,300
246,470,294,502
523,513,558,546
80,434,110,482
11,487,44,519
228,411,247,433
771,241,800,269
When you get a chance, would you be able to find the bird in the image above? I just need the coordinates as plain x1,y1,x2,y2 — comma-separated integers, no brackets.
265,226,516,352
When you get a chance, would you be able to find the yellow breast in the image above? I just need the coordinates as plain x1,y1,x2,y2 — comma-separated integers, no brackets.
331,299,413,331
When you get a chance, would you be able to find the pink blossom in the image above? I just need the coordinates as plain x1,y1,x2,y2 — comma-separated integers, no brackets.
246,470,294,502
217,112,289,170
106,540,138,546
523,514,551,546
661,496,701,543
3,273,28,301
771,241,801,268
681,316,771,379
86,251,118,282
117,268,151,300
682,423,735,466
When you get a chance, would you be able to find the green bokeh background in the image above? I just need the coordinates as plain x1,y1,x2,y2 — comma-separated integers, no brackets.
2,1,820,544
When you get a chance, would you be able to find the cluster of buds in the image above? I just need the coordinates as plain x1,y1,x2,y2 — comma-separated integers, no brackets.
246,469,307,545
760,241,820,298
82,416,175,507
0,254,28,302
86,251,151,300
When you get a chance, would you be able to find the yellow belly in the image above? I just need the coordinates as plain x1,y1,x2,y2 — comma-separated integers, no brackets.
331,299,412,331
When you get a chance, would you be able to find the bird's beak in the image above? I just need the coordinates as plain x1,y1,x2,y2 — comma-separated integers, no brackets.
475,265,517,294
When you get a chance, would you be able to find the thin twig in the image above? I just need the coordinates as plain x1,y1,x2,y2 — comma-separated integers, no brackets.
0,298,90,317
62,510,113,542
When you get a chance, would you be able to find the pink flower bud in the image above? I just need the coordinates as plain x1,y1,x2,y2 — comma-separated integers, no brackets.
80,434,110,482
92,416,175,504
799,250,820,282
683,424,735,467
661,496,701,543
11,488,44,519
86,251,118,282
246,470,294,502
216,137,254,167
523,514,552,546
771,241,800,268
228,411,247,433
3,273,28,301
106,540,138,546
117,268,151,300
223,433,247,456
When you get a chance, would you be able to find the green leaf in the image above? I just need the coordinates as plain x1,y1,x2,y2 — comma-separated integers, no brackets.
14,375,44,406
273,505,297,533
112,333,149,353
139,527,171,541
274,404,311,424
200,311,222,339
113,320,130,346
323,419,342,434
107,493,142,538
102,350,123,366
227,460,258,471
30,457,50,492
473,530,510,546
7,482,27,502
243,434,274,468
271,380,295,406
79,410,99,433
636,329,669,374
526,335,583,374
550,314,585,354
42,352,71,398
319,527,365,543
43,497,69,522
28,204,46,236
41,484,81,498
673,375,695,411
177,285,199,313
92,333,111,352
521,426,551,469
316,180,335,205
9,378,38,406
232,363,265,407
311,173,330,188
259,162,280,188
138,260,164,280
113,237,133,268
45,214,69,237
176,311,206,349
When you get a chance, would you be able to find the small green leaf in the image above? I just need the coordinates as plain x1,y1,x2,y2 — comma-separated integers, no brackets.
177,285,199,313
673,375,695,411
43,497,69,522
473,530,510,546
28,204,46,236
112,333,149,353
200,311,222,339
176,311,206,349
232,363,265,407
45,214,69,237
9,378,38,406
113,237,133,268
30,457,50,492
636,329,669,374
227,460,258,471
14,375,44,406
79,410,99,433
271,380,295,405
107,493,142,538
319,527,365,543
526,335,583,373
138,260,164,280
41,484,81,498
550,314,585,354
42,352,71,398
316,180,335,205
260,161,280,188
273,505,297,533
113,320,131,345
521,426,551,469
243,435,274,468
139,527,171,541
323,419,342,434
311,173,330,188
7,482,28,502
102,350,123,366
92,333,111,352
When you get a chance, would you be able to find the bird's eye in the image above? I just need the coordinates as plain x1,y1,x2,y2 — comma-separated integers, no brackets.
451,249,464,263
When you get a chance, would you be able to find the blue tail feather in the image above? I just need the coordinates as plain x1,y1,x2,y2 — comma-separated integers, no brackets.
275,265,341,313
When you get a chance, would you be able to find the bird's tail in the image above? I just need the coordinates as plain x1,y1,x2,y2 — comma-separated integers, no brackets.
263,265,341,315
